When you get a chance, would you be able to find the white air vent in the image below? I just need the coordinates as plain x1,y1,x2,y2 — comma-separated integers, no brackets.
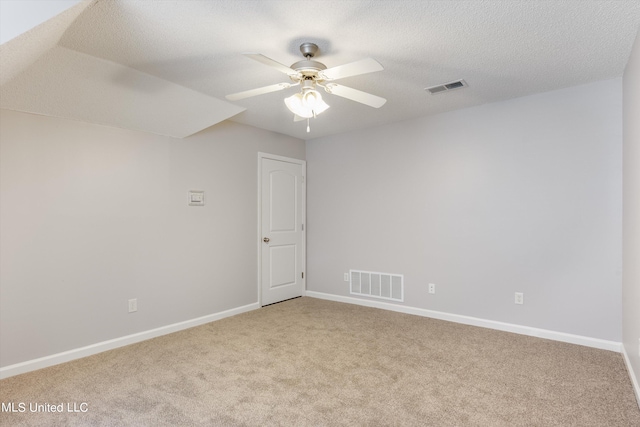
350,270,403,302
425,79,468,95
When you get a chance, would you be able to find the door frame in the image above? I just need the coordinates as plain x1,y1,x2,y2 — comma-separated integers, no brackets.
257,152,306,306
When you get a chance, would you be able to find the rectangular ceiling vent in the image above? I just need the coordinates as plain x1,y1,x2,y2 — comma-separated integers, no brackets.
350,269,403,302
425,79,468,95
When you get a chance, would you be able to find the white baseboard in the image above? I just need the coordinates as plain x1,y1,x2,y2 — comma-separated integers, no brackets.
622,345,640,409
306,291,622,353
0,302,260,380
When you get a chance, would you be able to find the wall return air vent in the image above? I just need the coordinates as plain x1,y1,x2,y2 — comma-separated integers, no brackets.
350,270,404,302
425,79,468,95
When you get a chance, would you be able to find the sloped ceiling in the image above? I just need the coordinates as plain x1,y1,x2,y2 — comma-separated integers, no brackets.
1,0,640,140
0,0,83,44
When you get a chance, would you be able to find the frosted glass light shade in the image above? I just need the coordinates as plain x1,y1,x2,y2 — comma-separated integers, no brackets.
284,93,310,117
284,90,329,118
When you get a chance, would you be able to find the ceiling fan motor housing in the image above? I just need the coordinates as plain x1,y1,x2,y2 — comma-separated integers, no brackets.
290,43,327,79
290,59,326,75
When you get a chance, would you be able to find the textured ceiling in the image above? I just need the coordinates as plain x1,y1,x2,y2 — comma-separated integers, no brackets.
1,0,640,140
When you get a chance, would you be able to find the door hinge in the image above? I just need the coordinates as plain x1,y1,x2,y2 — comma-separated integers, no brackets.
301,224,304,231
302,272,304,279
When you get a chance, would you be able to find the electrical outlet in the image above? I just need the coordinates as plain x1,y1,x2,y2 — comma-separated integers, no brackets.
344,273,349,282
428,283,436,294
514,292,524,305
128,298,137,313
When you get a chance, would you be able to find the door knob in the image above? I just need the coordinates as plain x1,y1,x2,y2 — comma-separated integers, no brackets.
263,237,270,243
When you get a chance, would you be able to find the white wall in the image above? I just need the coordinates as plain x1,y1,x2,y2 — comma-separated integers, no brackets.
0,110,304,367
306,79,622,341
623,29,640,396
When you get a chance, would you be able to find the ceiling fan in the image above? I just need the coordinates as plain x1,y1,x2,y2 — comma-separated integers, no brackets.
225,43,386,132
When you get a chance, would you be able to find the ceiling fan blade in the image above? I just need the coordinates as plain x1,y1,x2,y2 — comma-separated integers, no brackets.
319,58,384,81
325,83,386,108
243,53,297,75
226,82,295,101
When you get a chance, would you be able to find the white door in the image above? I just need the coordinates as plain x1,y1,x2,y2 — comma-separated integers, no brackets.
259,155,305,306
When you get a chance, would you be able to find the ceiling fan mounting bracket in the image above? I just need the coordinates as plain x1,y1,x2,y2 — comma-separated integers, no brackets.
299,42,319,59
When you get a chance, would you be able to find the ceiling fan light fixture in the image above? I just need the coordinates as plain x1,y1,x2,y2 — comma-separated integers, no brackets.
284,89,329,118
303,90,321,108
284,93,309,117
304,89,330,115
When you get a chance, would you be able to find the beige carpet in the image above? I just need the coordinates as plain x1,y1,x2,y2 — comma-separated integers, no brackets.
1,297,639,426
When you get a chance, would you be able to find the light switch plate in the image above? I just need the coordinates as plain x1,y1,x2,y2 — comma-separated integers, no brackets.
188,190,205,206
